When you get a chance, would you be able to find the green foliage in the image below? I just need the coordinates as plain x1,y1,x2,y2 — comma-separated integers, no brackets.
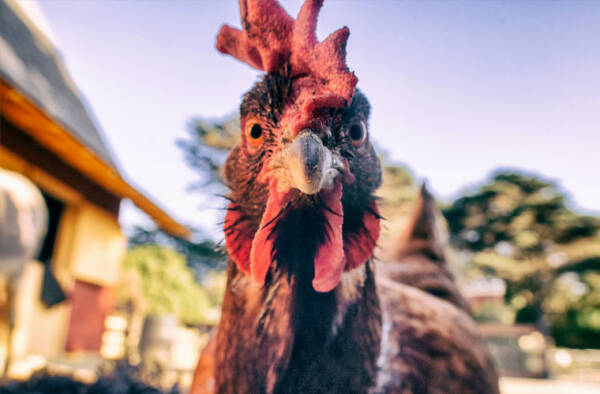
444,172,600,254
547,272,600,348
128,225,225,273
176,116,240,190
122,117,235,327
443,170,600,348
121,246,225,326
375,161,419,243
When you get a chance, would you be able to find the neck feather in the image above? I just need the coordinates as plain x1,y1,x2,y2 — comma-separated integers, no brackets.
214,256,381,394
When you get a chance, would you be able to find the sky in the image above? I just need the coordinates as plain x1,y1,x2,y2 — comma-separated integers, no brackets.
23,0,600,236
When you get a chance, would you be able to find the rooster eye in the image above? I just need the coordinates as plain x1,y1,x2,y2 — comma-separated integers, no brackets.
349,121,367,146
246,121,264,148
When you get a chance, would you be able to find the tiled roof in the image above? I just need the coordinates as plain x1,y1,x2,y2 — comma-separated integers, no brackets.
0,0,117,169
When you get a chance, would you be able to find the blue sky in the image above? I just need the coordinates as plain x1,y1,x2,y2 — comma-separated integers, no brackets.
30,0,600,235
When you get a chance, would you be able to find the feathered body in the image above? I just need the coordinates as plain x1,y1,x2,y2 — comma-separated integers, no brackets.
214,76,381,392
191,1,499,393
0,168,48,375
374,187,498,393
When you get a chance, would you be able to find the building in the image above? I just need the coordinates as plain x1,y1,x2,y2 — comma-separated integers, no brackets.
0,0,188,370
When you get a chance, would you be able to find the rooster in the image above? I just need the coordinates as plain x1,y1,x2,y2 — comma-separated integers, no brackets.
191,1,499,393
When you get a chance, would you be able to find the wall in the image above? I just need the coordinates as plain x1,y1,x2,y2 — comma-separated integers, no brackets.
1,149,125,363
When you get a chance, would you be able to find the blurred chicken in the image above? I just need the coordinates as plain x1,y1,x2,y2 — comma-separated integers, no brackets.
0,169,48,375
375,185,498,393
377,184,472,312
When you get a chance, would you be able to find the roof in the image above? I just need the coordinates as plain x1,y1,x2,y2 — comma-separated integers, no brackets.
0,0,116,168
0,1,189,238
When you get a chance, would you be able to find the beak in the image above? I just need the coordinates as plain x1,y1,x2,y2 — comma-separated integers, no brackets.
285,131,344,194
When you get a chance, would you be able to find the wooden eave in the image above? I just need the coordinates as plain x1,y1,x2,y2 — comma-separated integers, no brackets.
0,77,190,239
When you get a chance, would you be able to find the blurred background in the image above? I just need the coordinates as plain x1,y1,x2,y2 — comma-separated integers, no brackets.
0,0,598,392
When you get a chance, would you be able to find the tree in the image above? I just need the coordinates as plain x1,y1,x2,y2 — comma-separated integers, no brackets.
128,226,225,277
121,245,225,326
126,116,240,276
121,118,240,324
176,116,240,191
442,170,600,348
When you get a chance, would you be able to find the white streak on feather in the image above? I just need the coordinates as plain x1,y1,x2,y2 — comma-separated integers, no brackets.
332,265,366,336
374,305,393,392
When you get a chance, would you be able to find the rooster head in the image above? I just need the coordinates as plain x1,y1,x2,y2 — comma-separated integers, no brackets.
220,0,381,292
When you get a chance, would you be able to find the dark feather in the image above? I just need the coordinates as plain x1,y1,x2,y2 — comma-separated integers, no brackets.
191,72,497,394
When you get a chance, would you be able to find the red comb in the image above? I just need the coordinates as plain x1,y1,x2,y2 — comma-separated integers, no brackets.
217,0,358,130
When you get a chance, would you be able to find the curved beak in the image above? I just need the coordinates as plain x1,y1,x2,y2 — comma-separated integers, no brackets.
285,131,344,194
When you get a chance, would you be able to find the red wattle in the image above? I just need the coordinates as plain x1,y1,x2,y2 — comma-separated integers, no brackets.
224,203,253,274
312,181,345,292
225,180,380,293
249,181,292,285
343,202,380,270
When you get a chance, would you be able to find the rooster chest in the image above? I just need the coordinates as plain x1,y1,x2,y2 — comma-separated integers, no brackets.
214,267,381,394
